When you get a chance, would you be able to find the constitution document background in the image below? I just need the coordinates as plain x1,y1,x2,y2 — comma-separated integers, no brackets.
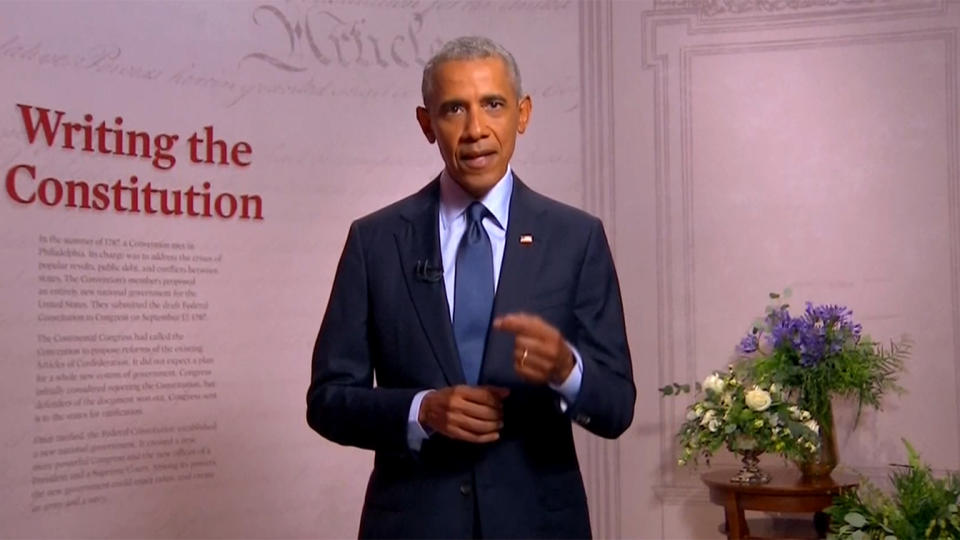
0,1,585,537
4,1,960,538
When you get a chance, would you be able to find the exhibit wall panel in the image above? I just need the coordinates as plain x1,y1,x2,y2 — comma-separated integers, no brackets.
0,1,591,537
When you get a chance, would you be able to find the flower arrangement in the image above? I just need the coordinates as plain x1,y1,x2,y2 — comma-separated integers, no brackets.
738,292,909,428
827,440,960,539
660,292,909,481
663,366,820,470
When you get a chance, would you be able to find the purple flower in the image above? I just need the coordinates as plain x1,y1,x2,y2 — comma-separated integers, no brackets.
736,299,865,369
797,325,826,367
738,333,759,354
769,312,805,351
805,302,860,332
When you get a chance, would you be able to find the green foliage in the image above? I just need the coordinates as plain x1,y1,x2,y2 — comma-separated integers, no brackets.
658,382,694,396
663,365,819,467
751,337,909,427
827,440,960,539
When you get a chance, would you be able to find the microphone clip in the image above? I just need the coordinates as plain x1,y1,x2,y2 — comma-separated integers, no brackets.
415,260,443,283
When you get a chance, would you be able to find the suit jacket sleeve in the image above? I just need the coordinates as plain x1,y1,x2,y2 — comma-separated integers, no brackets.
306,221,419,454
564,218,636,439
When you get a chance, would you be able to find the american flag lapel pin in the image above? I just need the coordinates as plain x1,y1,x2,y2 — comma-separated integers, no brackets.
519,234,534,245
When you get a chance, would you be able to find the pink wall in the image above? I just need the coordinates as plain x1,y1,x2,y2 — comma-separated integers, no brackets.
616,1,960,537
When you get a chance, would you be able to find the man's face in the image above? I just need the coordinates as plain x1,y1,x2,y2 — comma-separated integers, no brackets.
416,57,532,198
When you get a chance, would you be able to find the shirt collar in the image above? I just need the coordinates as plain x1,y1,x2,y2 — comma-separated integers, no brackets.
439,166,513,231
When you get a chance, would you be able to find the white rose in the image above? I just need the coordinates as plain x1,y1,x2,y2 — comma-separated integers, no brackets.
703,373,725,394
700,410,721,432
745,387,772,411
804,419,820,434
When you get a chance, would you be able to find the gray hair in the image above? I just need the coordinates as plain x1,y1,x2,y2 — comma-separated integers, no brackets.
421,36,523,106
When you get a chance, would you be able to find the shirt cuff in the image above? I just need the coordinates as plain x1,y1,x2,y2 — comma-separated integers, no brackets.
549,342,583,412
407,389,433,451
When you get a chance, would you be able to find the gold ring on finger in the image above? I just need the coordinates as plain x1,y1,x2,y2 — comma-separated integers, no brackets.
521,348,529,367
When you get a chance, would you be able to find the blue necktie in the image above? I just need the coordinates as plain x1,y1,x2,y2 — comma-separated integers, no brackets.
453,202,494,385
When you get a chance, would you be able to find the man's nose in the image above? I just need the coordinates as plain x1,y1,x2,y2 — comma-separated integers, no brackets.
462,109,485,140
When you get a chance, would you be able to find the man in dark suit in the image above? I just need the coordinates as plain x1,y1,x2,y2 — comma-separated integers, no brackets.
307,36,635,539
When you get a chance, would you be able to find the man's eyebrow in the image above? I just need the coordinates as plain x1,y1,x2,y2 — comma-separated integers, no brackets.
437,98,467,111
480,93,508,103
435,94,509,111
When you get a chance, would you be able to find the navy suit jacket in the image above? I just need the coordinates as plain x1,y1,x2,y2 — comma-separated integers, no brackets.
307,177,635,539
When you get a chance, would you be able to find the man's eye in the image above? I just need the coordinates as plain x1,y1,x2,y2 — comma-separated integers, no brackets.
444,104,464,114
486,101,505,109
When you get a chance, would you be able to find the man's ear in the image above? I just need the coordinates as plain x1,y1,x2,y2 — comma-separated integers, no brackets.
416,106,436,143
517,95,532,134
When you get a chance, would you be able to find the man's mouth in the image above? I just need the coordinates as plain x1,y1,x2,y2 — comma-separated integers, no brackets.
460,150,495,169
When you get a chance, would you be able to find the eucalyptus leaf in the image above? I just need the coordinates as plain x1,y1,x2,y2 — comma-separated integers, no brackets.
844,512,867,527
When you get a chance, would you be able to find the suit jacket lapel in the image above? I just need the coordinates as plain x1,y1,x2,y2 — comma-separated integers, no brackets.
481,177,548,383
395,180,465,386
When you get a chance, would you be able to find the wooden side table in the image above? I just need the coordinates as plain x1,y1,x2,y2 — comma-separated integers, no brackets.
701,468,858,539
